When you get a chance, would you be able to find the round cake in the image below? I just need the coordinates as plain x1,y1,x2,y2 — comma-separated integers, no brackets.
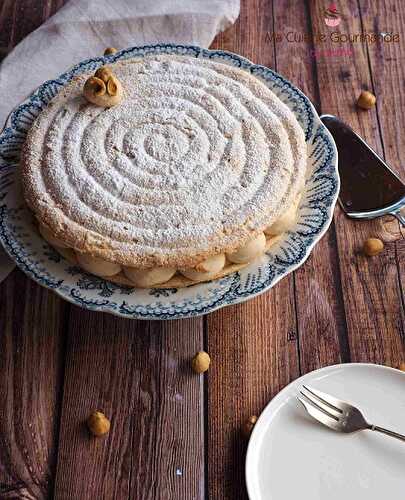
21,54,307,288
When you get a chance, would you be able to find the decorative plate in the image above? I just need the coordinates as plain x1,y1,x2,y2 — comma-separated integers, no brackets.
0,44,339,320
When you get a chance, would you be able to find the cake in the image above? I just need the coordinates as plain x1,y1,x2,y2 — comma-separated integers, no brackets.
21,54,307,288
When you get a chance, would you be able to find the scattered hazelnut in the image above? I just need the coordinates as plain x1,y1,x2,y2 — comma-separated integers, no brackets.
399,362,405,372
242,415,258,438
192,351,211,373
104,47,117,56
94,65,113,83
87,411,111,437
363,237,384,256
357,90,376,110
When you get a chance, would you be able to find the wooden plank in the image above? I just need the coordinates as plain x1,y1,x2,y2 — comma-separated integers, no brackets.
307,0,405,364
205,294,299,500
0,271,68,500
53,311,204,499
0,0,67,60
272,1,349,373
0,2,69,499
358,0,405,302
358,0,405,180
0,0,16,58
44,0,67,19
11,0,50,47
207,2,300,499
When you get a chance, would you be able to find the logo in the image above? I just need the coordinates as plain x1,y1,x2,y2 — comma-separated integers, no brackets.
324,3,341,27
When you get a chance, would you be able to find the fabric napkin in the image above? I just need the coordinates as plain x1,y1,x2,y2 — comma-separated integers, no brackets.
0,0,240,283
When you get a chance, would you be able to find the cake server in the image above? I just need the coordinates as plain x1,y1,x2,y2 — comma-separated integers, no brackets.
320,114,405,226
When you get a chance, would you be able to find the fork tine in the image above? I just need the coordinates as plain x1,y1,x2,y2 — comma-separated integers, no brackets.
297,395,312,413
301,387,342,418
302,385,345,413
302,386,342,419
299,391,339,421
297,395,341,431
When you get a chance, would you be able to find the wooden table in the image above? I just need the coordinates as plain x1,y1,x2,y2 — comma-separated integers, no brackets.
0,1,404,498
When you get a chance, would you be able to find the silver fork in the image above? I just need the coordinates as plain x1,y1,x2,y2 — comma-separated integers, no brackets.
298,385,405,442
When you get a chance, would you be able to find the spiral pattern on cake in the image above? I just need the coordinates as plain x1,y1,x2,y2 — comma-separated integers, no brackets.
22,55,307,269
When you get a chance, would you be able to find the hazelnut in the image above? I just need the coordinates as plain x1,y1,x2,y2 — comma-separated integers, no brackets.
107,75,120,96
357,90,376,110
94,65,113,83
104,47,117,56
87,411,110,437
84,76,106,96
83,74,123,107
242,415,258,438
363,237,384,256
399,362,405,372
192,351,211,373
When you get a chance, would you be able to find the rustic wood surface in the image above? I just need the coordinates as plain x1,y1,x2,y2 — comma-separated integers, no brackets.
0,0,404,498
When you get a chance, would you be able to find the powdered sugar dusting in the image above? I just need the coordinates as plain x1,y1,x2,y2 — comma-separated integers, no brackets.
22,55,307,268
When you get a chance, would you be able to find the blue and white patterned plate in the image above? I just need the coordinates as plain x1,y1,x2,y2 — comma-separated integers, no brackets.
0,44,339,320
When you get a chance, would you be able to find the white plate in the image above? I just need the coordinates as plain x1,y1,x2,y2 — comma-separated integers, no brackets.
246,363,405,499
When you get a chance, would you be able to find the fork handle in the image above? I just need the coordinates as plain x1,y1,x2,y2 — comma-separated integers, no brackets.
370,425,405,442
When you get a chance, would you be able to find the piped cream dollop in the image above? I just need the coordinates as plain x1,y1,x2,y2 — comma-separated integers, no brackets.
265,196,300,236
181,253,226,281
57,247,77,264
123,266,176,287
226,232,266,264
76,252,122,277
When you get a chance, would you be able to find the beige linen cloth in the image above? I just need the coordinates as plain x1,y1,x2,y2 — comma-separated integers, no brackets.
0,0,240,283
